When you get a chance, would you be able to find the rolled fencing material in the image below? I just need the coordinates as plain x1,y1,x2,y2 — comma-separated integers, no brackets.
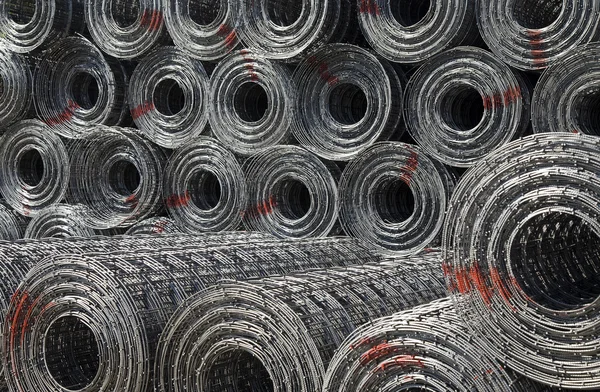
0,203,28,241
24,204,99,239
125,217,181,235
0,48,31,129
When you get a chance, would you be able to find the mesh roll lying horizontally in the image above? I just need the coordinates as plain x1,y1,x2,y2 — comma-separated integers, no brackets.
129,46,210,148
0,119,69,217
323,298,545,392
339,142,450,255
0,48,31,129
0,202,27,241
4,236,375,392
209,49,296,156
163,137,246,233
154,251,446,392
405,46,531,167
292,44,404,161
33,36,129,139
443,133,600,389
478,0,600,71
24,204,99,239
242,145,340,239
125,217,181,236
68,126,166,229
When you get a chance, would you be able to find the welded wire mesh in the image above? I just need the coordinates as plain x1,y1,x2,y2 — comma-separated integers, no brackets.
0,48,31,129
154,251,446,392
0,202,27,241
443,133,600,389
125,217,181,236
24,204,99,239
4,236,377,392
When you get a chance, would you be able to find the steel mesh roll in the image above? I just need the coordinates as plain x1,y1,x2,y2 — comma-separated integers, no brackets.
242,145,340,239
33,36,129,139
478,0,600,71
443,133,600,389
24,204,98,239
125,217,181,235
405,46,531,168
68,126,166,229
163,137,246,233
0,119,69,218
0,48,31,129
129,46,210,149
0,202,27,241
209,49,296,156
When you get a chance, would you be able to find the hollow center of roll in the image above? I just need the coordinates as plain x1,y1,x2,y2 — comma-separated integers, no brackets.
208,351,275,391
509,212,600,311
18,149,45,187
234,83,268,123
391,0,431,26
45,316,100,390
72,72,99,110
153,79,186,116
266,0,302,27
7,1,36,25
189,171,222,210
512,0,562,29
109,160,141,196
440,86,484,132
278,179,311,220
374,179,415,223
571,90,600,136
188,0,222,25
329,83,368,125
111,0,141,28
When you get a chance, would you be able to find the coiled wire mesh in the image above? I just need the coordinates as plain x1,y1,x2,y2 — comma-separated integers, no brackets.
242,145,340,239
0,202,27,241
478,0,600,71
4,236,374,392
129,46,210,148
0,119,69,218
68,126,166,229
443,133,600,389
24,204,99,239
0,48,31,129
209,49,296,156
163,137,246,233
339,142,449,255
33,36,129,139
323,298,544,392
154,251,446,392
125,217,181,235
405,46,531,167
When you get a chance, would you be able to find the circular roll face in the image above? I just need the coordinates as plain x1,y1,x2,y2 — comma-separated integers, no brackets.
0,202,28,241
24,204,98,239
0,48,31,129
125,217,181,235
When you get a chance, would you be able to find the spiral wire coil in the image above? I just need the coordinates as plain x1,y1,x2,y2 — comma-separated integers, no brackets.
24,204,99,239
292,44,404,161
405,46,531,167
0,119,69,218
443,133,600,389
209,49,296,156
0,48,31,129
125,217,181,236
0,202,28,241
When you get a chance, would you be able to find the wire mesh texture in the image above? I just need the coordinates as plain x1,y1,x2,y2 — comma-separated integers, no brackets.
24,204,100,239
125,217,182,236
0,202,28,241
443,133,600,389
0,47,31,129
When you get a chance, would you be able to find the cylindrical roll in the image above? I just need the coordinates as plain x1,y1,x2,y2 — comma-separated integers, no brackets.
405,46,530,167
443,133,600,389
33,36,129,139
24,204,98,239
0,120,69,217
129,46,210,148
478,0,600,71
85,0,165,59
339,142,448,255
125,217,181,235
243,145,339,238
359,0,477,63
209,49,296,156
163,137,246,233
292,44,403,161
0,202,28,241
0,48,31,128
68,127,166,229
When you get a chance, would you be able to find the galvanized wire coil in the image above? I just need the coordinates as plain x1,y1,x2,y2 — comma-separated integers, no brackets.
68,126,166,229
443,133,600,389
163,137,246,233
154,252,446,392
125,217,181,235
242,145,340,239
358,0,477,64
292,44,404,161
0,202,28,241
24,204,98,239
129,46,210,149
0,48,31,129
323,298,544,392
478,0,600,71
209,49,296,156
339,142,449,256
33,36,129,139
4,236,374,392
0,119,69,218
405,46,531,168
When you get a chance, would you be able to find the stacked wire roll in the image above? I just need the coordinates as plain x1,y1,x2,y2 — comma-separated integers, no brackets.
154,251,446,392
4,236,376,392
323,298,543,392
443,133,600,389
24,204,99,239
125,217,181,235
0,203,28,241
0,48,31,128
405,46,531,167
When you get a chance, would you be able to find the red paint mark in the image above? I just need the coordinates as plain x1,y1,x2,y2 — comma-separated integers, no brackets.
469,262,492,306
22,205,31,217
153,220,168,234
528,31,547,68
442,262,458,292
125,194,139,210
359,0,381,15
240,50,259,82
241,196,277,219
217,24,237,50
399,148,419,185
376,355,425,372
131,101,155,120
483,86,521,110
360,343,399,365
572,129,579,134
166,191,191,209
45,100,80,126
349,337,376,350
455,267,472,295
490,267,516,311
307,56,339,86
140,9,163,31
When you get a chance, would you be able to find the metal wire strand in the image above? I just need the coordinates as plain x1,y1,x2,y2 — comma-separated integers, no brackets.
478,0,600,71
163,137,246,233
0,119,69,218
443,133,600,389
209,49,296,156
242,145,340,239
292,44,404,161
405,46,531,168
0,202,28,241
24,204,100,239
125,217,181,235
0,48,31,129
